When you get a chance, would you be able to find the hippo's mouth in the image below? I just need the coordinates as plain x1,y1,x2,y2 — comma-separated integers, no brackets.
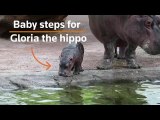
141,41,151,53
59,72,72,77
58,69,72,77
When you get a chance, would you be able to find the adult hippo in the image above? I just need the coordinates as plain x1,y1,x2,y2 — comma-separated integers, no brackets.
88,15,160,69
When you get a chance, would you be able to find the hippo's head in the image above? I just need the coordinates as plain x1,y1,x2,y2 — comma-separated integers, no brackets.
124,15,160,55
58,51,75,77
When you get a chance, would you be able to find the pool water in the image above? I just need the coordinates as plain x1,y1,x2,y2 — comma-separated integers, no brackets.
0,80,160,105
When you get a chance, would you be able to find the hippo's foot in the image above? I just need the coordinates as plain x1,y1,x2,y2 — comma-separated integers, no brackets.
73,71,80,75
97,59,113,70
80,69,84,72
127,59,141,69
80,66,84,72
73,67,81,75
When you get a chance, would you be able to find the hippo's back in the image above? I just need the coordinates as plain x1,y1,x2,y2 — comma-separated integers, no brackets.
88,15,128,43
62,42,84,57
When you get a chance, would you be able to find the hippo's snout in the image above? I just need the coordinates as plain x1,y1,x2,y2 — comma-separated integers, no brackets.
141,42,151,53
141,40,160,55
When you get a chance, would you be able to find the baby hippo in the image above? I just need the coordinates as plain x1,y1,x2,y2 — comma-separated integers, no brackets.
58,42,84,77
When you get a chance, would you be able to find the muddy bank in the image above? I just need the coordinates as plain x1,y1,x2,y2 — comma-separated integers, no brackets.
0,15,160,91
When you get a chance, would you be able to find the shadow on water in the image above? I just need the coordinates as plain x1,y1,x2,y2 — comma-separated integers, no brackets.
1,80,160,105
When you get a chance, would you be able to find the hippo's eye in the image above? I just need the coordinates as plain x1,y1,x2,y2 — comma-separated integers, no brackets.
69,58,73,61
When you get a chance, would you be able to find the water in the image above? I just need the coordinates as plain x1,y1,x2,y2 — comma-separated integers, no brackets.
0,80,160,105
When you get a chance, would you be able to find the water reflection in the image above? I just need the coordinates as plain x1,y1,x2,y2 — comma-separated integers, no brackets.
136,80,160,105
86,83,147,105
58,86,83,105
0,81,160,105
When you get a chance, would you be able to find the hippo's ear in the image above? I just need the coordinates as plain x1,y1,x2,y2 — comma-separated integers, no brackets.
60,54,63,58
141,15,153,29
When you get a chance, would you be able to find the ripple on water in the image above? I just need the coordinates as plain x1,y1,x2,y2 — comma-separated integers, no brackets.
136,82,160,105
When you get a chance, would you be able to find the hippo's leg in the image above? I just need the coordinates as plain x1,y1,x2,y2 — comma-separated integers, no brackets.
125,43,141,69
79,57,84,72
97,41,115,70
71,66,74,71
79,60,84,72
73,62,81,75
117,46,126,59
80,65,84,72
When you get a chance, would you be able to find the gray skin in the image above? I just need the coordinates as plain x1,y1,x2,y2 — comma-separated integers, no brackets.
88,15,160,69
59,42,84,77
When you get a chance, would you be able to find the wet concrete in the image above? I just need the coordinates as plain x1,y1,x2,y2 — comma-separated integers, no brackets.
1,15,160,91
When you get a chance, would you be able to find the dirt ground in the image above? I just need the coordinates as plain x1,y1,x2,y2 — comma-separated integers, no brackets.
1,15,160,90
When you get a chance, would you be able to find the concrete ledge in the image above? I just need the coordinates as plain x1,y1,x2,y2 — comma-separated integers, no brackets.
54,67,160,86
1,67,160,91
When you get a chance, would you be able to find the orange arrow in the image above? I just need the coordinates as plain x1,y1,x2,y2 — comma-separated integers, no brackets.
31,48,51,70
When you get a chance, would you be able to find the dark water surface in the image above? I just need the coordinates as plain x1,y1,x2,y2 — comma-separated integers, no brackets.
0,80,160,105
